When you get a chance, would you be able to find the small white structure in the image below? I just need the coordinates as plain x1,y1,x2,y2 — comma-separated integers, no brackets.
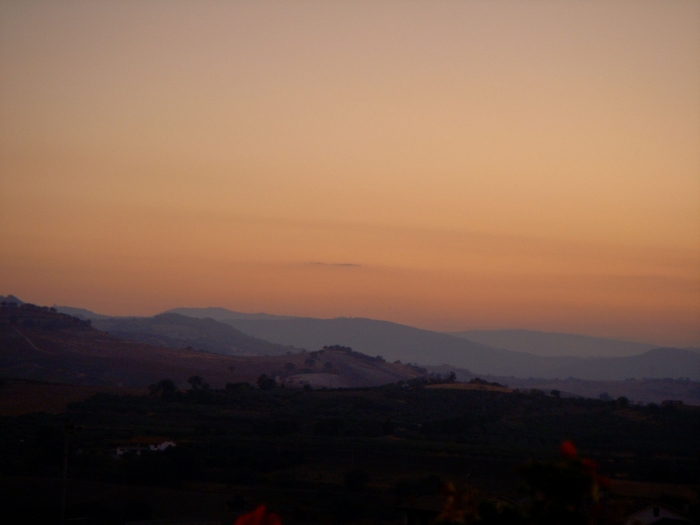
624,502,693,525
117,436,176,456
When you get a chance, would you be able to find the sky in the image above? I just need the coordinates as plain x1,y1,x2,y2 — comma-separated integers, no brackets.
1,1,699,346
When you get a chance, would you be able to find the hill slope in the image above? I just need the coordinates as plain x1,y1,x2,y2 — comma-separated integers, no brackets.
93,313,298,356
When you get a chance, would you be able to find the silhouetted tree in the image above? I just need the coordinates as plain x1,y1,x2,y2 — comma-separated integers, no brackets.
149,379,178,398
188,376,204,389
323,345,352,353
257,374,276,390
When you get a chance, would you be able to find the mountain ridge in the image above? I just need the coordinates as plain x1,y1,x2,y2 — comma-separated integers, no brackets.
5,298,697,381
163,306,296,321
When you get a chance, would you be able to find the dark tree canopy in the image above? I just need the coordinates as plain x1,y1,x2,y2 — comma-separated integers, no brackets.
257,374,276,391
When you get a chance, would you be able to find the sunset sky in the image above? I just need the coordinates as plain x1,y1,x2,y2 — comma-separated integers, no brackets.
1,1,699,346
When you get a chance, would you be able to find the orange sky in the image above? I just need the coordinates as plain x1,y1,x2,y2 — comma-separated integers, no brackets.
1,1,699,346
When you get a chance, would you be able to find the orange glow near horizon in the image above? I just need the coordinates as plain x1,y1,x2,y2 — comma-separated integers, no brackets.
1,1,699,346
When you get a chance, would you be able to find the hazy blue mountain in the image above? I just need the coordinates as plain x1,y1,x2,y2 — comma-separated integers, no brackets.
163,306,295,321
0,295,24,305
93,313,298,356
449,329,656,358
55,305,112,320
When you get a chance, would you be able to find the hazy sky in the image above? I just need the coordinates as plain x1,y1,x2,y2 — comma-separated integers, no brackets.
1,1,699,346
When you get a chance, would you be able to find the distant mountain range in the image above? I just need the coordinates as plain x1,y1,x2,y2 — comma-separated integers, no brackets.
4,298,700,381
161,306,668,359
158,307,700,380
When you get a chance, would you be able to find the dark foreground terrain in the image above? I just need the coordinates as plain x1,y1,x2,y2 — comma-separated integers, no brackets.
1,380,698,525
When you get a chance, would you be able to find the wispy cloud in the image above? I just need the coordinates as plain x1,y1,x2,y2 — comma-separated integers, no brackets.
309,262,362,268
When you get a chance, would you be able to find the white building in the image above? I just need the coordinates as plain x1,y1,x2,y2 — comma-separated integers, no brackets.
116,436,176,456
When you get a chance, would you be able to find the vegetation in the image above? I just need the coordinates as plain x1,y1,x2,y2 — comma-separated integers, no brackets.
0,380,698,524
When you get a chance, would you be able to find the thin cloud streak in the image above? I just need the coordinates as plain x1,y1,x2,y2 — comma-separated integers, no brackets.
308,262,362,268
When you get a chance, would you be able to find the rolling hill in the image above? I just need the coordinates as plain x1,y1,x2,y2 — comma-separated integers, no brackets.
92,313,299,356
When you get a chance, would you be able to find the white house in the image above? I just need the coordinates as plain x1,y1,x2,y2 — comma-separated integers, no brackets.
116,436,176,456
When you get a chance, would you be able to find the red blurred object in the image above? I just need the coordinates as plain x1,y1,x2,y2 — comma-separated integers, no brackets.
559,440,578,458
235,505,281,525
581,458,598,474
596,475,611,489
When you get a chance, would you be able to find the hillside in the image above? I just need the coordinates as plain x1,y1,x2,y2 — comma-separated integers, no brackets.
93,313,299,356
449,329,656,358
0,304,420,389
